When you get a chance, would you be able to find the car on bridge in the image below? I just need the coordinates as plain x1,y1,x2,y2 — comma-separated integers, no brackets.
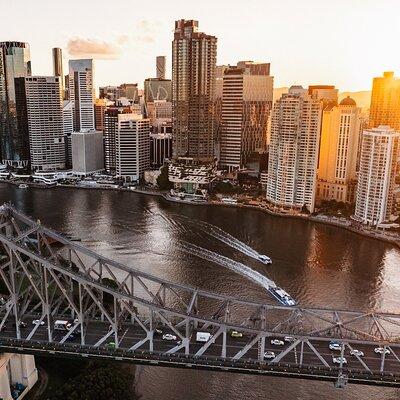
332,356,347,365
350,349,364,357
284,336,296,343
329,341,342,351
264,351,275,360
230,331,243,338
32,320,45,326
374,347,390,355
271,339,284,346
162,334,177,341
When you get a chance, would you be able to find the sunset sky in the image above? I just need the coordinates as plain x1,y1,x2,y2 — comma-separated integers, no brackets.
3,0,400,91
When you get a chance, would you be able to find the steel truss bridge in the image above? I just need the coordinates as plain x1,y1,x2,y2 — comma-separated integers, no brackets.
0,204,400,389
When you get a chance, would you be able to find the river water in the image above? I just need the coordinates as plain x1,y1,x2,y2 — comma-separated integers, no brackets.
1,183,399,399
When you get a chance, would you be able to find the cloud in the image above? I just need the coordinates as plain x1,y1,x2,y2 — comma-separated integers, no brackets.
67,38,121,59
134,20,158,44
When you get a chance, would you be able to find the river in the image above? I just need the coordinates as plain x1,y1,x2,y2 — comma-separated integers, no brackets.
1,183,399,399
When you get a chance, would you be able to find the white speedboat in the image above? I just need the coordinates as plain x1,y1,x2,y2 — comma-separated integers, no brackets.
258,254,272,264
18,184,28,189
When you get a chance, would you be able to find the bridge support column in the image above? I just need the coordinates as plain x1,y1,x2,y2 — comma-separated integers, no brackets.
9,354,38,391
0,354,12,400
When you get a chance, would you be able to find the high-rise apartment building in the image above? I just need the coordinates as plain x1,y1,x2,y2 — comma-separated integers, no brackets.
0,41,31,166
15,76,65,171
156,56,166,80
172,19,217,163
354,126,400,226
103,106,133,174
116,114,150,181
369,72,400,130
220,61,273,170
317,97,362,203
267,86,322,213
68,59,95,131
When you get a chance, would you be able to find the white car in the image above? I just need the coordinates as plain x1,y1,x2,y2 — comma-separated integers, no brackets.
374,347,390,355
284,336,296,343
329,342,342,351
350,349,364,357
332,356,347,365
162,333,177,341
32,320,45,326
271,339,284,346
264,351,275,360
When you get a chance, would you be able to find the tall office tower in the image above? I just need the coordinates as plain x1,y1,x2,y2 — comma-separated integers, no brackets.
369,71,400,130
267,86,322,213
116,113,150,182
144,78,172,103
150,133,172,168
0,41,31,166
213,65,228,160
103,106,133,174
52,48,63,77
117,83,139,101
354,126,400,226
172,19,217,163
220,61,273,170
156,56,166,79
308,85,338,107
317,97,362,203
62,100,74,168
15,76,65,171
52,48,64,97
68,59,95,131
71,129,104,175
94,98,107,132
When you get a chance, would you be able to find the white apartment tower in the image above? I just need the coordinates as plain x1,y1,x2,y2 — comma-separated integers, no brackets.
267,86,322,213
116,114,150,182
354,126,400,226
68,59,95,131
19,76,65,171
220,62,273,170
317,97,362,203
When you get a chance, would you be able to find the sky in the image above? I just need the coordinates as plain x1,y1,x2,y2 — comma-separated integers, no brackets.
2,0,400,91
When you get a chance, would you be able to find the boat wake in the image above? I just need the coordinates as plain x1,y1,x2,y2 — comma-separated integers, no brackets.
178,241,276,291
176,216,271,264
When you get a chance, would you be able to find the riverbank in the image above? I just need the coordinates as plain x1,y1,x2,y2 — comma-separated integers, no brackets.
2,180,399,249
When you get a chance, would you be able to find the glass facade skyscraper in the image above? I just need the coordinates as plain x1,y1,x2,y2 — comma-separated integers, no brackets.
0,41,31,166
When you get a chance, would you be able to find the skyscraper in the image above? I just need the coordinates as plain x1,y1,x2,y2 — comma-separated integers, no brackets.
103,106,133,174
308,85,338,107
52,48,63,78
156,56,166,80
0,41,31,166
15,76,65,171
52,47,64,97
317,97,362,203
116,114,150,181
68,59,95,131
172,19,217,163
354,126,400,226
267,86,322,213
369,72,400,130
220,61,273,170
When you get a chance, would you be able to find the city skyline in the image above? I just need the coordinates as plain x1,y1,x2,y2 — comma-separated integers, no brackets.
4,0,400,91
